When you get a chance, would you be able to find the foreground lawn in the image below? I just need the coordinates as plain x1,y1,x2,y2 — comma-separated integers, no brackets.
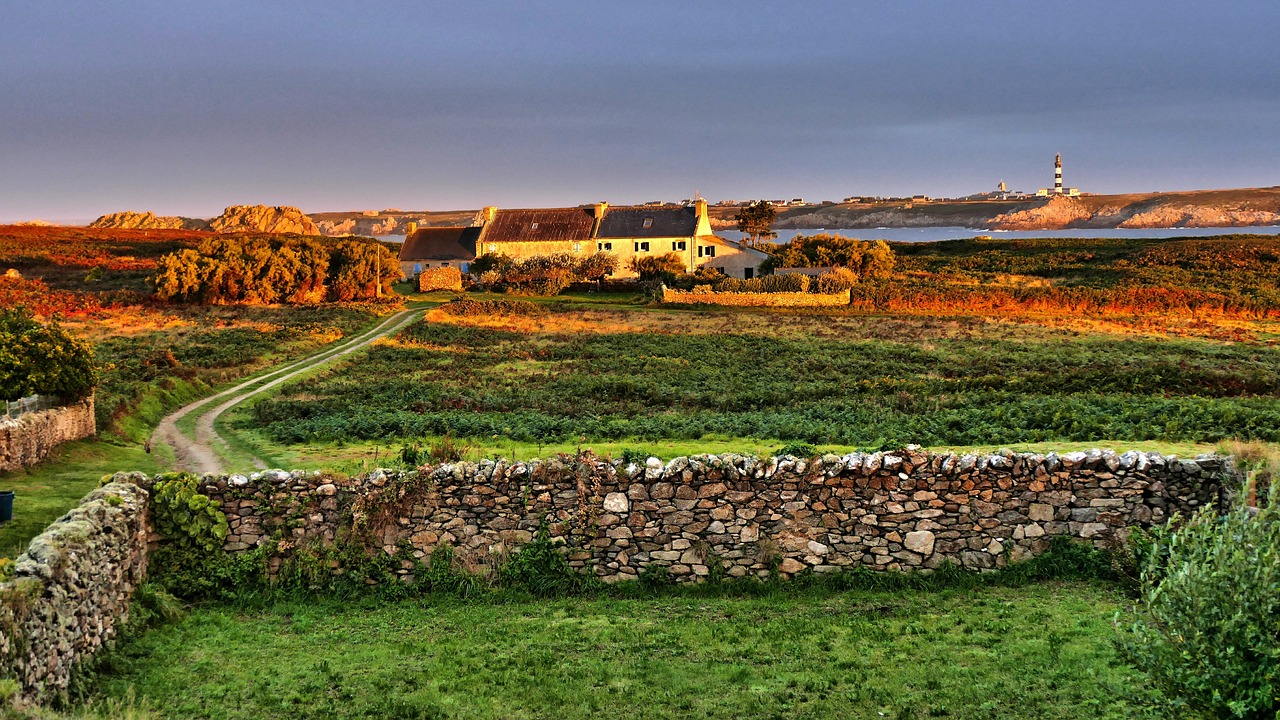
97,583,1148,719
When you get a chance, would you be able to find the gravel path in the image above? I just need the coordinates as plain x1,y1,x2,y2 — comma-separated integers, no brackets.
152,308,423,474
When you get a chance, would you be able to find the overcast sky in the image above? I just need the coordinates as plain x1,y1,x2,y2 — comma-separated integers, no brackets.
3,1,1278,221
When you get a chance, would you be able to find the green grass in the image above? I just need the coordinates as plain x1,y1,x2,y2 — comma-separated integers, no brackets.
239,307,1280,451
92,583,1149,719
0,439,160,559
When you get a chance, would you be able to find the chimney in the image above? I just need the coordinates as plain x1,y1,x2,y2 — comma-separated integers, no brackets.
593,201,609,218
482,206,497,224
405,221,417,237
695,198,708,220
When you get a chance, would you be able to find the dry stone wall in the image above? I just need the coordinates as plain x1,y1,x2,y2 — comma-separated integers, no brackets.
0,397,95,472
417,267,463,292
0,481,149,704
204,448,1230,583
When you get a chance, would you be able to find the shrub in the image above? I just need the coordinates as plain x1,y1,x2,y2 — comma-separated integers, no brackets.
762,234,896,279
438,298,541,317
0,307,97,401
630,253,686,283
1117,484,1280,718
815,267,858,294
153,236,396,304
759,273,810,293
469,253,618,295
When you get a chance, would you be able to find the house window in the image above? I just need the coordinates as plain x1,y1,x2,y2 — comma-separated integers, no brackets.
413,263,422,273
699,245,716,258
642,218,653,229
460,263,470,273
744,267,755,279
597,242,613,251
635,241,650,252
672,241,687,252
530,222,539,230
488,244,496,253
573,242,582,252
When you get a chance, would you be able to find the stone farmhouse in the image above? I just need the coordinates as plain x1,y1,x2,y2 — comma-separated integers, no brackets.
398,200,768,280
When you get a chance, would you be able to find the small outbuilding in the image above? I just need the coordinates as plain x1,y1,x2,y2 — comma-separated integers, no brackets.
397,226,481,279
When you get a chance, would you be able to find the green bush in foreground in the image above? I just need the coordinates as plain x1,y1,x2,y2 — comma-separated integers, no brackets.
1118,483,1280,719
0,307,97,402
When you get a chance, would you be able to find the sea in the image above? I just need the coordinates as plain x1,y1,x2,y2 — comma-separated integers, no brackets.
381,226,1280,245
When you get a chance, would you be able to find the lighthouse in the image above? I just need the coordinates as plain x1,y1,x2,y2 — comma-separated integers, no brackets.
1037,154,1080,197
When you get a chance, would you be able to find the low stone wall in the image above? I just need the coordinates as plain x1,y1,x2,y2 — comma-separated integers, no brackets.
417,267,463,292
205,448,1230,583
0,397,95,472
662,288,850,307
0,481,150,703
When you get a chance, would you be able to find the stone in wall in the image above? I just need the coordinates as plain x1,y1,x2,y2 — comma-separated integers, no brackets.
0,479,150,704
0,397,95,472
198,448,1232,585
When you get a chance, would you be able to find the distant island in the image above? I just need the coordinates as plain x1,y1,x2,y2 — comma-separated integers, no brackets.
83,187,1280,236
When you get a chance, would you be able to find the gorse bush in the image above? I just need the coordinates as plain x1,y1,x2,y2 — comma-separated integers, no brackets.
1117,484,1280,719
815,267,858,294
152,236,399,304
470,252,618,295
762,234,895,278
0,307,97,401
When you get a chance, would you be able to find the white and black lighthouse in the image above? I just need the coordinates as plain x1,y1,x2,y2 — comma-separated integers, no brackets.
1037,154,1080,197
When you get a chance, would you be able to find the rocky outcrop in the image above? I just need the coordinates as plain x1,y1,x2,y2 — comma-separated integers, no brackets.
202,448,1231,584
0,481,150,704
89,206,320,235
89,211,208,231
1117,204,1280,229
990,197,1094,230
207,205,320,235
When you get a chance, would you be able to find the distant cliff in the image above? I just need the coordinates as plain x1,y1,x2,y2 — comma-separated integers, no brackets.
746,187,1280,231
90,206,319,234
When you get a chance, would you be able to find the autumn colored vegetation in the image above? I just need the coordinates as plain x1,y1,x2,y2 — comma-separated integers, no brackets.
760,234,896,278
0,225,389,440
153,235,400,304
470,252,618,294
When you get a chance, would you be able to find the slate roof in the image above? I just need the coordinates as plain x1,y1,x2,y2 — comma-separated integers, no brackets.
398,226,481,261
596,206,700,238
481,208,596,244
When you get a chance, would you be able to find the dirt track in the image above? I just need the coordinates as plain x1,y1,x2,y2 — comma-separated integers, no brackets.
152,308,423,475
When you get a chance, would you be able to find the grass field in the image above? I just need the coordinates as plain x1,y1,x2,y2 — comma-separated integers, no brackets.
92,583,1145,720
237,303,1280,454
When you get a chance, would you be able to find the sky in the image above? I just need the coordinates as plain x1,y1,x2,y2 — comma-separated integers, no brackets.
2,1,1278,222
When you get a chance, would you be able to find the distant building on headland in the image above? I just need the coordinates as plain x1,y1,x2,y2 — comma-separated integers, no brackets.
1037,154,1081,197
397,199,768,281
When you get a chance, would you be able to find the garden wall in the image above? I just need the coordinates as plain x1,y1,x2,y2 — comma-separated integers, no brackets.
0,481,150,704
205,448,1230,583
0,397,95,472
662,287,851,307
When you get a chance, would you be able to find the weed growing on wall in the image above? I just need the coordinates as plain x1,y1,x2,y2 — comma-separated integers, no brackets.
148,474,228,552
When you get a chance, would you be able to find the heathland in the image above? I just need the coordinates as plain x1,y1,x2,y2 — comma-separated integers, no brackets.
4,225,1280,718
